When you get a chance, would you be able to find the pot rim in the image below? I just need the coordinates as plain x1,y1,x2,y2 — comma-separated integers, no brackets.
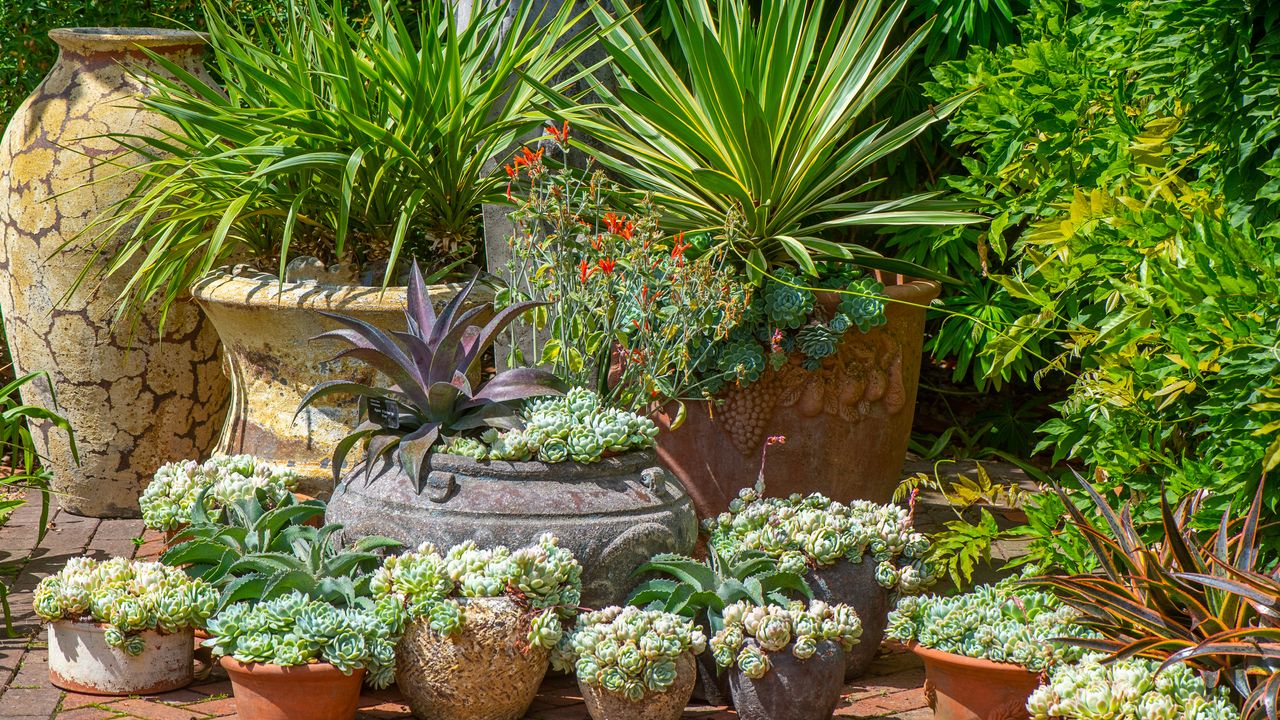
219,655,365,677
49,28,209,52
50,619,194,637
191,265,487,310
420,447,663,480
908,642,1042,676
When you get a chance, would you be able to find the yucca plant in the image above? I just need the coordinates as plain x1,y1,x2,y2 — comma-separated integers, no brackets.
297,264,565,488
78,0,597,328
1032,471,1280,719
540,0,982,284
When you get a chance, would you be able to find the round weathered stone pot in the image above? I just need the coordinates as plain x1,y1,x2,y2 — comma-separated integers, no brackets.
48,621,193,695
396,597,548,720
0,28,229,517
191,266,491,497
656,275,938,518
327,448,697,608
807,560,891,680
580,651,697,720
727,639,846,720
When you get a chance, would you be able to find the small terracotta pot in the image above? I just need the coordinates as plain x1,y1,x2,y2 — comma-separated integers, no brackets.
220,657,365,720
728,639,845,720
580,652,697,720
47,621,193,695
394,597,549,720
911,643,1043,720
806,560,891,679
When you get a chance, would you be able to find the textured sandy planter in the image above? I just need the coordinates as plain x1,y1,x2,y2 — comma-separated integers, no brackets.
727,639,846,720
47,621,193,695
580,651,697,720
191,266,491,496
911,643,1043,720
0,28,229,517
395,596,549,720
656,275,938,517
328,449,697,607
220,657,365,720
807,560,890,680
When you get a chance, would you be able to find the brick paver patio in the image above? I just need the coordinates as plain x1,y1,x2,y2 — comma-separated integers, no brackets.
0,459,1033,719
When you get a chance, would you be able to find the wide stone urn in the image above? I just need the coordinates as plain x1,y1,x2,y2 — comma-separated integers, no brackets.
0,29,229,517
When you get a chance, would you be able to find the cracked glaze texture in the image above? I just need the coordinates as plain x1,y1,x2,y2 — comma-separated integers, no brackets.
0,29,229,517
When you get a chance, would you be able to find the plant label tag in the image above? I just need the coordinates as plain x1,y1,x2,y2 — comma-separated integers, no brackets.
367,397,401,429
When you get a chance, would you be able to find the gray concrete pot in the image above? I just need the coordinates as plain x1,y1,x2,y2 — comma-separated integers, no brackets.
807,559,891,679
327,448,697,608
728,639,846,720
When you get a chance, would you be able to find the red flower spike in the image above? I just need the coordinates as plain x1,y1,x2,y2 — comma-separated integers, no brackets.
597,258,617,275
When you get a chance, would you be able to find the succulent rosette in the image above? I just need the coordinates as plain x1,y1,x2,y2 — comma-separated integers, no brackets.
139,454,299,531
711,600,862,679
443,388,659,463
34,556,217,656
204,592,402,687
705,487,935,594
1026,655,1239,720
886,578,1096,672
371,533,582,649
553,606,707,701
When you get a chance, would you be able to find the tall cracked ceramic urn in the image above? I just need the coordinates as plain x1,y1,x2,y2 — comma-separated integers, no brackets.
0,29,228,517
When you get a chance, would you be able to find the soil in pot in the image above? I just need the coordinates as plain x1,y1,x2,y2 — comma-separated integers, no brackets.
220,657,365,720
395,596,550,720
579,651,697,720
728,639,846,720
911,643,1043,720
48,622,193,695
807,560,891,679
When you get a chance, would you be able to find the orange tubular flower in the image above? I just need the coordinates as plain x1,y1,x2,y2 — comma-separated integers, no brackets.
596,258,617,276
545,121,570,144
578,259,596,284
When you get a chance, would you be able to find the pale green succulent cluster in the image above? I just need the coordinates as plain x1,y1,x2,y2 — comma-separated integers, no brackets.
553,606,707,701
1026,656,1239,720
139,454,299,531
370,533,582,650
706,487,935,594
710,600,863,679
886,578,1095,672
33,556,217,656
442,388,659,463
204,591,403,688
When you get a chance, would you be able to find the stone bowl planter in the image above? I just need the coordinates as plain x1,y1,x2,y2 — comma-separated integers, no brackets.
48,621,193,695
911,643,1043,720
580,651,697,720
192,266,491,497
220,657,365,720
727,639,846,720
807,560,891,679
327,449,697,607
395,597,549,720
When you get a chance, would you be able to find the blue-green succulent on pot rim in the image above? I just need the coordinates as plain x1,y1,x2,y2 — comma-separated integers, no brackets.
553,606,707,702
34,557,217,656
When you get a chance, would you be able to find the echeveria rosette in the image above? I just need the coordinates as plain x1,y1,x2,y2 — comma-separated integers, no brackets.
1026,655,1239,720
139,454,298,531
710,600,862,678
886,578,1095,673
372,533,582,650
33,557,217,656
705,487,935,595
458,388,659,463
204,592,400,688
553,606,707,701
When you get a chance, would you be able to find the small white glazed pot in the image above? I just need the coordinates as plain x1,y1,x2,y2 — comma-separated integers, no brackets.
47,621,194,695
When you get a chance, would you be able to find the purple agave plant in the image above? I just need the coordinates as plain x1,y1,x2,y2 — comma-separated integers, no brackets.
297,263,565,491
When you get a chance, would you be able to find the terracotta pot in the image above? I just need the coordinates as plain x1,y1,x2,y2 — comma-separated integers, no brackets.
220,657,365,720
0,28,229,517
327,449,697,608
191,266,491,497
807,560,891,679
727,639,846,720
656,275,938,518
47,621,193,695
911,643,1043,720
395,596,549,720
579,651,697,720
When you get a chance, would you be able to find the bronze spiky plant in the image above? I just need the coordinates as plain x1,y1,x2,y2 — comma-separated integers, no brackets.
297,263,565,490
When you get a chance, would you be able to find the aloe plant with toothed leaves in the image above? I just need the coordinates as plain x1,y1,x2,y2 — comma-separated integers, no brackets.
297,263,566,489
